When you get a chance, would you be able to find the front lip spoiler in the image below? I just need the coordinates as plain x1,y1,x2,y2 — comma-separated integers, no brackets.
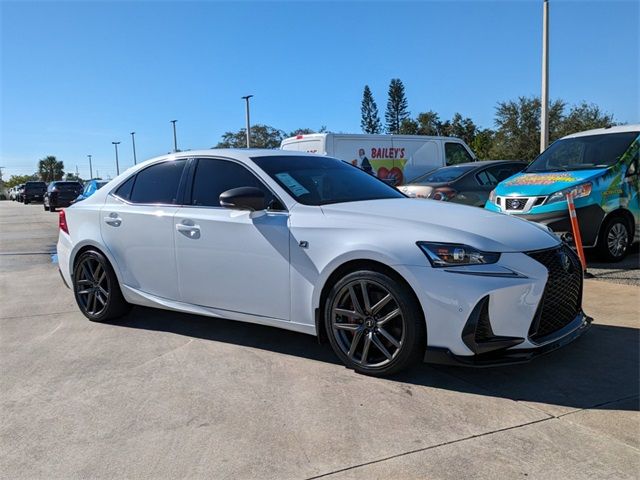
424,312,592,367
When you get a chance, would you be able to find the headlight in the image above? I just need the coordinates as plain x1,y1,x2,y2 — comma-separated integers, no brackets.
546,182,592,204
417,242,500,267
489,189,496,202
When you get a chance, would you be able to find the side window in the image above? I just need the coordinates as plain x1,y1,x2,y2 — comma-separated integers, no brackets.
129,160,187,204
475,170,498,186
487,163,524,183
191,158,275,208
114,176,135,202
445,143,473,165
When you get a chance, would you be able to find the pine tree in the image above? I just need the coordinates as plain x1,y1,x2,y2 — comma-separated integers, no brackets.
360,85,382,134
385,79,409,134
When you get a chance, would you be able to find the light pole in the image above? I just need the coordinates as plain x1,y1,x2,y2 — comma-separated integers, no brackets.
170,120,178,152
112,141,121,176
540,0,550,153
241,95,253,148
130,131,137,165
87,155,93,179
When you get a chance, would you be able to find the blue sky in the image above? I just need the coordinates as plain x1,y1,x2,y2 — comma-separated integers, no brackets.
1,0,638,179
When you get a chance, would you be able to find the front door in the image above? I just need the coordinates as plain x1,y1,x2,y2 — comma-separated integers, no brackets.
174,158,291,320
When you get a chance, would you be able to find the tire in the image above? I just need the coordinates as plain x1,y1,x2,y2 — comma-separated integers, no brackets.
43,203,49,211
49,205,56,212
72,250,131,322
324,270,426,376
24,199,30,204
596,216,632,262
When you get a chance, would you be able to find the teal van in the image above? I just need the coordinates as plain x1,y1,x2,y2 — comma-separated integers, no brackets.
486,125,639,261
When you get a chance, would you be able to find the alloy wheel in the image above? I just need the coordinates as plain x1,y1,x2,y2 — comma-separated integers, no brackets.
330,279,405,368
75,257,110,316
607,222,628,258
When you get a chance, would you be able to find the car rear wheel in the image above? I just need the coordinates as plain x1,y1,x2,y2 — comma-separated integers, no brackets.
597,216,631,262
73,250,131,322
324,270,425,376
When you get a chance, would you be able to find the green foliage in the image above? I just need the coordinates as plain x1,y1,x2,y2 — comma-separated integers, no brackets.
488,96,615,161
5,174,37,188
215,124,285,149
360,85,382,134
470,129,495,160
385,79,409,134
38,156,64,182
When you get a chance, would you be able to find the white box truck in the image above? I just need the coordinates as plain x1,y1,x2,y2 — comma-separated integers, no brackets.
280,133,477,185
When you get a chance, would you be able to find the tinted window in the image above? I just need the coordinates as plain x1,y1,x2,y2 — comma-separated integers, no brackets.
527,132,639,172
252,155,404,206
127,160,186,204
486,163,525,182
445,143,474,165
410,165,476,184
114,176,135,201
191,159,274,207
52,182,82,191
475,170,499,186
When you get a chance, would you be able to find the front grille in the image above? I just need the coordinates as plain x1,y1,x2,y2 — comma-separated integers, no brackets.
506,198,526,210
526,245,582,341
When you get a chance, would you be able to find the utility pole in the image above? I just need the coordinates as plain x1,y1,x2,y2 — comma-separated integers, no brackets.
131,131,137,164
241,95,253,148
540,0,550,153
75,165,79,180
170,120,178,152
112,141,121,176
87,155,93,179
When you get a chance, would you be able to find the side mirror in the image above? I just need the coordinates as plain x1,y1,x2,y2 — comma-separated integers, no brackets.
627,160,638,177
219,186,266,211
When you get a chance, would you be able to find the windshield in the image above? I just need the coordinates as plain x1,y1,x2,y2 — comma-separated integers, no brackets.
252,155,405,206
410,165,476,184
527,131,639,172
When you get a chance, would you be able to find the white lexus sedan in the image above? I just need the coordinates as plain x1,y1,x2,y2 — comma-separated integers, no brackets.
57,150,591,376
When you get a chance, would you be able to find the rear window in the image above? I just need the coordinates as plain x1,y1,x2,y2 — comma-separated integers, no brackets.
115,160,187,204
25,182,46,190
55,182,82,191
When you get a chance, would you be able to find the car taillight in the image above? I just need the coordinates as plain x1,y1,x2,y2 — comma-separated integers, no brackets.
430,188,457,201
59,210,69,234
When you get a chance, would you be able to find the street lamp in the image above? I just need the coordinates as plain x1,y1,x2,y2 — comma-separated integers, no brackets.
87,155,93,179
540,0,550,153
170,120,178,152
130,132,137,165
241,95,253,148
112,141,121,176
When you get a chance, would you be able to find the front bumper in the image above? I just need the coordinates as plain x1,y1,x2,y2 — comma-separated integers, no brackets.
424,312,592,367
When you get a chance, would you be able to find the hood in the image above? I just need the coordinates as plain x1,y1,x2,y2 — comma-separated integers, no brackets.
495,168,607,196
320,198,559,253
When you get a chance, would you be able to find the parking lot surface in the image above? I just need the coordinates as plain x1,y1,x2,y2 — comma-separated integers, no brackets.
1,200,638,479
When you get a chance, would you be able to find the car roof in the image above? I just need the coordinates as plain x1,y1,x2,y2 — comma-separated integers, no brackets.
439,160,526,168
562,124,640,139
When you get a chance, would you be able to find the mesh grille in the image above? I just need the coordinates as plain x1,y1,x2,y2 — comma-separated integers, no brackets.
527,245,583,341
506,198,526,210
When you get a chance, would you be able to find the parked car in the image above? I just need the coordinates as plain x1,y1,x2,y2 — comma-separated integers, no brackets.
22,181,47,204
44,181,83,211
400,160,527,206
281,133,477,186
15,184,25,202
57,150,590,376
9,187,18,201
486,125,639,261
73,179,109,203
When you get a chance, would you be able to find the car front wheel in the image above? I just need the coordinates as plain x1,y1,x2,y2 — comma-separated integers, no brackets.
597,216,631,262
324,270,425,376
73,250,131,322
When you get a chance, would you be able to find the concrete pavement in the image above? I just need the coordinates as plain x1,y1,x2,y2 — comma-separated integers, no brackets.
0,200,638,479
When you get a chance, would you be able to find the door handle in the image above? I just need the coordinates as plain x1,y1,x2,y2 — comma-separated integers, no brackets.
176,222,201,239
104,213,122,227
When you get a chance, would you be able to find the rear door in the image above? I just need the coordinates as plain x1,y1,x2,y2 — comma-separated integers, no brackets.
173,157,291,320
100,159,188,300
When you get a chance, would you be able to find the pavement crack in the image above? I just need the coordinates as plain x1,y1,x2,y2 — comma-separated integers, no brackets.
304,416,554,479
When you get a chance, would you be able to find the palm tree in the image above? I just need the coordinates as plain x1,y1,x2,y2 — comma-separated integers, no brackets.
38,156,64,182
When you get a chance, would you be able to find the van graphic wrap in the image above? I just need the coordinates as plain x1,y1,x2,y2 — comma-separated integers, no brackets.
352,147,408,185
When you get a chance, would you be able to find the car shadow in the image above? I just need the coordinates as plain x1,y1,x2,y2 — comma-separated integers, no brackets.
111,307,639,412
